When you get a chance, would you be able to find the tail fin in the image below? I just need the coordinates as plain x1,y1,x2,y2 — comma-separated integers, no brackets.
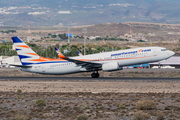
77,51,83,56
12,36,40,65
54,47,66,59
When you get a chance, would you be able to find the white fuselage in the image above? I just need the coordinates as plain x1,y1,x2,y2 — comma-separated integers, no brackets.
21,47,175,74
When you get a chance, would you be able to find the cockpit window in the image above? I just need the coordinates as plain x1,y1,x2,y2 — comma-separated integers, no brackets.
161,49,168,51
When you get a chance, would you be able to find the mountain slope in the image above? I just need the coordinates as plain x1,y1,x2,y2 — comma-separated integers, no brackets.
0,0,180,26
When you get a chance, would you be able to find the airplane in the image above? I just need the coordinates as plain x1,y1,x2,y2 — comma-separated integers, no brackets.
11,36,175,78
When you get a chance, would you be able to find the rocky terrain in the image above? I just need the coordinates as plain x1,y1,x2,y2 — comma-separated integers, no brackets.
0,68,180,119
0,90,180,119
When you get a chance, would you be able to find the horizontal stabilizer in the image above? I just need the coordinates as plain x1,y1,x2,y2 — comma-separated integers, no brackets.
9,64,32,68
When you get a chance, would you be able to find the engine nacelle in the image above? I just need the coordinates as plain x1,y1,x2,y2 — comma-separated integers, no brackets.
102,62,123,72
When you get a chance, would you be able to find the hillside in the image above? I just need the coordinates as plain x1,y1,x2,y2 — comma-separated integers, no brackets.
69,22,180,43
71,22,180,36
0,0,180,26
71,23,130,37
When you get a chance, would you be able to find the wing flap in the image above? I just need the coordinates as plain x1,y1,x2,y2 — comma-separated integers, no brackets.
65,58,102,68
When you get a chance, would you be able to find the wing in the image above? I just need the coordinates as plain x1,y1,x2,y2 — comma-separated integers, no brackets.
65,57,102,69
55,48,102,70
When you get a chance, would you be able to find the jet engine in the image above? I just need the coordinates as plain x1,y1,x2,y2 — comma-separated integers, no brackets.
102,62,123,72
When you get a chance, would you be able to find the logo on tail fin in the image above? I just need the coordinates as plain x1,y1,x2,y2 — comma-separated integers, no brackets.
12,36,40,65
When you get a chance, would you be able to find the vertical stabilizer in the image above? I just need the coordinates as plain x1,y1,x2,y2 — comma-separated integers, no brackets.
12,36,40,65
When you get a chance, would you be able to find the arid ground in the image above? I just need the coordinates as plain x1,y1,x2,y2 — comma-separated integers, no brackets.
0,68,180,120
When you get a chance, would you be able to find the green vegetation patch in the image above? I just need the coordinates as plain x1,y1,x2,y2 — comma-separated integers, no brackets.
14,114,27,120
35,99,46,106
77,114,88,120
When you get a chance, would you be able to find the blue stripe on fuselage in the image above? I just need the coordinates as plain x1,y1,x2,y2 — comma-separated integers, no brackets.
21,61,70,65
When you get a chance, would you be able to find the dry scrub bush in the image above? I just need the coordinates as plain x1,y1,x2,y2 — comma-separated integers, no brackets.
14,114,27,120
132,111,150,120
136,100,156,110
77,114,88,120
17,89,22,94
35,99,46,106
156,112,164,120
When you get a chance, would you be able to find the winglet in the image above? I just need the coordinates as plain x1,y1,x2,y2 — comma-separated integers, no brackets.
77,51,83,56
55,47,66,59
10,64,32,68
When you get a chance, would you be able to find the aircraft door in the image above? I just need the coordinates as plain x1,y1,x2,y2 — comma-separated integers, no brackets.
151,48,157,62
153,48,157,56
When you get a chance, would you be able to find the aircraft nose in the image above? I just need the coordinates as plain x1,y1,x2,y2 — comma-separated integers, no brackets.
169,51,175,56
